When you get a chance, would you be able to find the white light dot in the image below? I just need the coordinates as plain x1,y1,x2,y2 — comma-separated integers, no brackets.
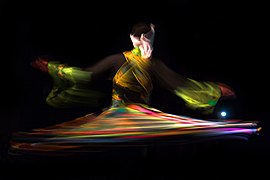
220,111,227,117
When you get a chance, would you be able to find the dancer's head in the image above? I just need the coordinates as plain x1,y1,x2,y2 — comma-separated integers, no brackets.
130,22,155,59
131,22,152,37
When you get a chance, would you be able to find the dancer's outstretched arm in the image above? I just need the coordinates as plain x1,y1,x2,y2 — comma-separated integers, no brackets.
30,54,125,108
152,58,235,114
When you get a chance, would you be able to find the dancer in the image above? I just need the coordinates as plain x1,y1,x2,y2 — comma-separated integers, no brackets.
10,22,260,155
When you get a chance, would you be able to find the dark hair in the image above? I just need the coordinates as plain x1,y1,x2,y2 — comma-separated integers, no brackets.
130,22,151,37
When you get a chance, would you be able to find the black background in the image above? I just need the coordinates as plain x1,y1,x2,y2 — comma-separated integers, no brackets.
0,0,269,177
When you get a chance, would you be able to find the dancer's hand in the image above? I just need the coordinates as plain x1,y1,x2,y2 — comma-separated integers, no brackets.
30,57,49,73
217,82,236,99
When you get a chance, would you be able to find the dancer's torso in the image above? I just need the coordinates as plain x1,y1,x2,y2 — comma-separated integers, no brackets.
112,50,153,106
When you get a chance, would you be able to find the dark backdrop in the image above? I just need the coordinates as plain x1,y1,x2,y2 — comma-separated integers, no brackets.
1,0,268,164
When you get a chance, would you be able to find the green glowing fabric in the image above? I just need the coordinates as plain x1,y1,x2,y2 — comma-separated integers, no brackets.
174,78,221,114
46,61,107,108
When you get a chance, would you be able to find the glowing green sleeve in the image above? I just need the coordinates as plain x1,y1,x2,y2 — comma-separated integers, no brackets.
46,61,107,108
174,78,222,114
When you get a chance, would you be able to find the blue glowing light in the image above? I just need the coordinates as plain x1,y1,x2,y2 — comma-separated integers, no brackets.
220,111,227,117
